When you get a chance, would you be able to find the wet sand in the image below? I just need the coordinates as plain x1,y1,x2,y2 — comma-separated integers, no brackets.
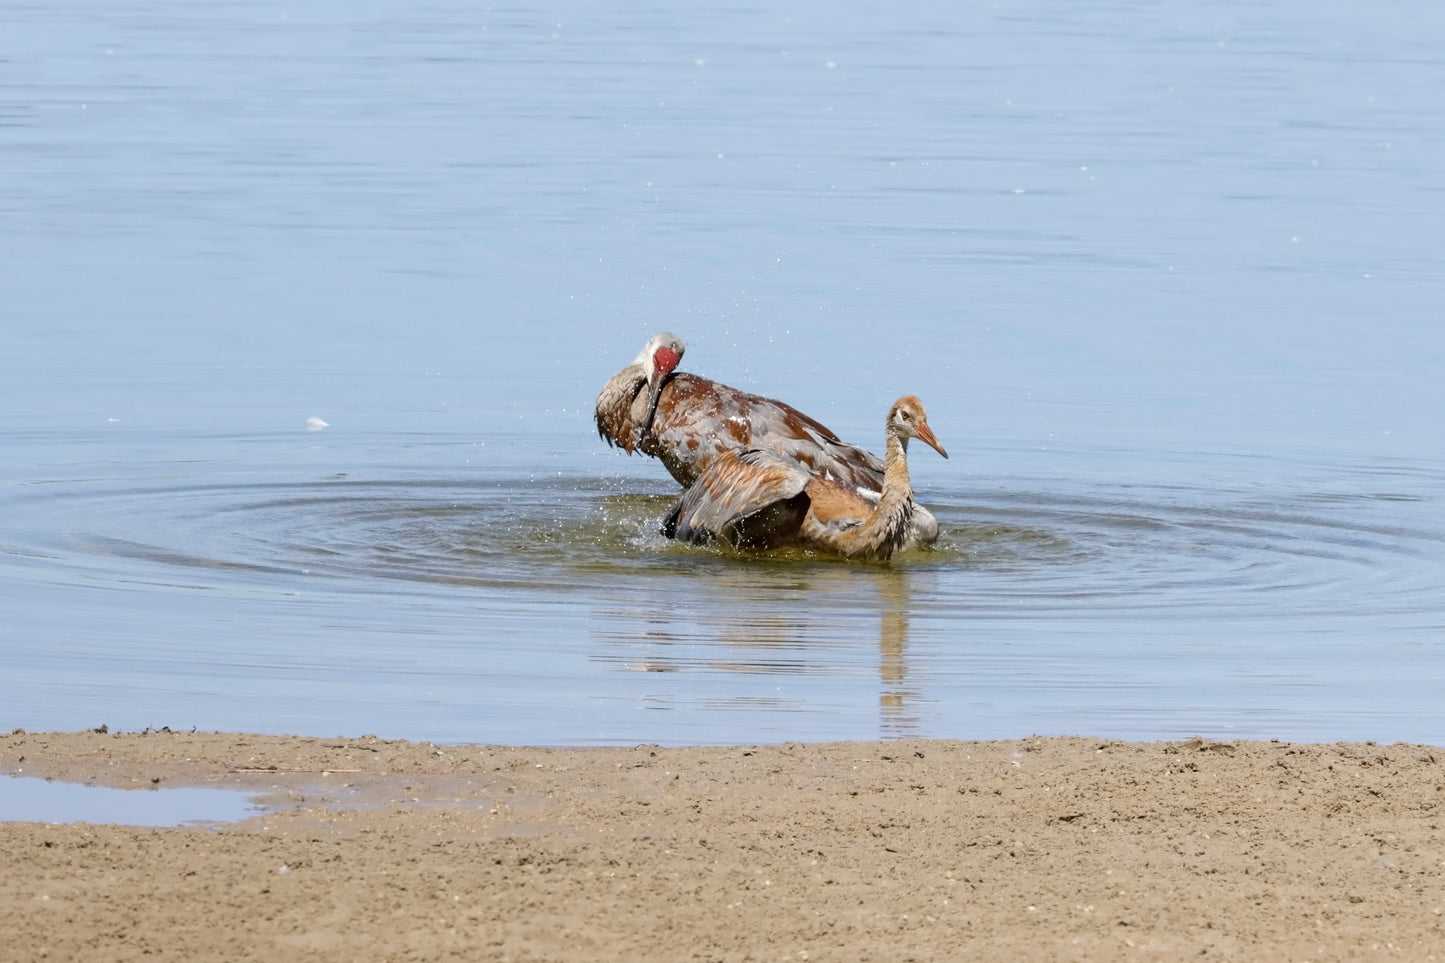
3,729,1443,961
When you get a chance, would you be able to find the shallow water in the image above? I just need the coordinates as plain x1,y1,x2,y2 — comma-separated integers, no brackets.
3,1,1443,746
0,775,259,827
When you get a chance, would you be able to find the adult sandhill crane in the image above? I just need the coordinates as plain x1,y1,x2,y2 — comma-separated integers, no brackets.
596,333,883,492
663,396,948,559
595,333,943,553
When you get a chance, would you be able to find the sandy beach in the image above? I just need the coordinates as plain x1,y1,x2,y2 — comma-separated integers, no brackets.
3,729,1443,961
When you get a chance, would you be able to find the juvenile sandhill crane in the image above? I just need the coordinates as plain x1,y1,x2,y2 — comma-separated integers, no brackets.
663,395,948,559
595,334,944,555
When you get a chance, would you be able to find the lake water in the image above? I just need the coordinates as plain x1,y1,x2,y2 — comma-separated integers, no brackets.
3,1,1442,747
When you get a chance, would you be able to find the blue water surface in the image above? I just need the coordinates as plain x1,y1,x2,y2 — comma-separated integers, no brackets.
2,1,1442,746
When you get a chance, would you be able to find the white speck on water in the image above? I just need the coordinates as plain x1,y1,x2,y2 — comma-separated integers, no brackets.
306,416,329,431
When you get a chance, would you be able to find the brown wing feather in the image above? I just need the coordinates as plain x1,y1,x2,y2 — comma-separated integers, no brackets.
647,374,884,492
595,363,645,453
663,449,811,548
800,477,875,531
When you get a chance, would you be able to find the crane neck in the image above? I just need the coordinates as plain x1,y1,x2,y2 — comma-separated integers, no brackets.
845,429,915,558
881,431,914,502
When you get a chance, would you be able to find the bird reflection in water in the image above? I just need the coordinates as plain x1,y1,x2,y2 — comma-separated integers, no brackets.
875,566,919,737
591,564,923,737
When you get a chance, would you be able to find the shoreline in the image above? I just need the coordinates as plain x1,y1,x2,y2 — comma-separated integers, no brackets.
4,729,1443,960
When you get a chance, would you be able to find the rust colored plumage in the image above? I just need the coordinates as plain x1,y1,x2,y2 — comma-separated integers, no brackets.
665,396,948,559
595,333,885,494
596,334,947,558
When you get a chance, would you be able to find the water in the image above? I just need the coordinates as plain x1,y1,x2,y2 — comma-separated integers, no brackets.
2,1,1442,746
0,775,260,827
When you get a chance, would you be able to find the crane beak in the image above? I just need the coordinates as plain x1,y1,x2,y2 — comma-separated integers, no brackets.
640,346,682,437
914,421,948,459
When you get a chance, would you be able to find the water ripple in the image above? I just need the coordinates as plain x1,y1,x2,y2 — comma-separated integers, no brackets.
2,460,1443,745
9,473,1442,623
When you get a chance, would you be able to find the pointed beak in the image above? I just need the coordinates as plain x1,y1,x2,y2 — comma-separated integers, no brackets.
914,421,948,459
641,378,666,436
640,346,681,437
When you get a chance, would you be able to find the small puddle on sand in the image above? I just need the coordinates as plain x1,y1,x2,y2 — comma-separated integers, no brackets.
0,775,260,827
